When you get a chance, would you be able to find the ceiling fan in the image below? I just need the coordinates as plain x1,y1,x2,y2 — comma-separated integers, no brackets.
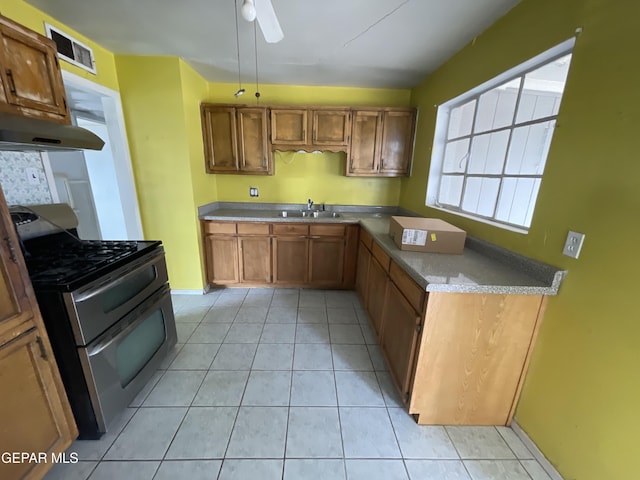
240,0,284,43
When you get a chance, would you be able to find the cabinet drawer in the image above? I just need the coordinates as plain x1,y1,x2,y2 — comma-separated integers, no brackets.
204,222,237,235
310,224,345,237
359,229,373,249
272,223,309,236
389,261,425,314
237,223,270,235
371,241,390,271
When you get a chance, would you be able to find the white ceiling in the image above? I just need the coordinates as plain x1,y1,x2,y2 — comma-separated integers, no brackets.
26,0,521,89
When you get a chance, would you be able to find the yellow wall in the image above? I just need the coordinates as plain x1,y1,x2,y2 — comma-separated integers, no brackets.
402,0,639,478
204,83,410,206
178,59,215,285
115,56,204,289
0,0,119,90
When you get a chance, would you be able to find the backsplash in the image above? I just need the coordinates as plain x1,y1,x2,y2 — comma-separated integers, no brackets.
0,151,53,205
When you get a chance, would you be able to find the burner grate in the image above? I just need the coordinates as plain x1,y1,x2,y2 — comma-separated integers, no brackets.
25,240,141,285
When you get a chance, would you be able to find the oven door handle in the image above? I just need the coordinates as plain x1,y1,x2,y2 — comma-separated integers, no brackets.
86,286,169,357
74,250,163,303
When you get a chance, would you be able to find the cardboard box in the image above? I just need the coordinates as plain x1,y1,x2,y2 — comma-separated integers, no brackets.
388,216,466,254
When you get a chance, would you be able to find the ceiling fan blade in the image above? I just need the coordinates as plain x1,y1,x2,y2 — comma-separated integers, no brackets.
255,0,284,43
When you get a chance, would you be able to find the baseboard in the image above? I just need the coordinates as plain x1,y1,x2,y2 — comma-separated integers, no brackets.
511,420,564,480
170,289,207,295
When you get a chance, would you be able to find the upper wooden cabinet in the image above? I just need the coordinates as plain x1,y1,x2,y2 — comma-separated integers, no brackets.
271,107,351,151
202,103,415,177
349,111,382,175
347,108,416,177
271,108,307,145
201,104,272,175
379,110,416,175
237,108,270,173
312,109,350,145
0,14,69,123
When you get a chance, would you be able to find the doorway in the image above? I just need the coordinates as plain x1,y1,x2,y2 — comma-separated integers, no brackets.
42,70,143,240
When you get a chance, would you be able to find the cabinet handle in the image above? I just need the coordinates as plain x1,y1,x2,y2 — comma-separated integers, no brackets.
309,236,321,239
5,236,18,263
36,336,49,361
6,69,17,94
380,158,385,171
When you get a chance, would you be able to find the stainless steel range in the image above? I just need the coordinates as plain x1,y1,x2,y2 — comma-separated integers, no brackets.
11,204,177,439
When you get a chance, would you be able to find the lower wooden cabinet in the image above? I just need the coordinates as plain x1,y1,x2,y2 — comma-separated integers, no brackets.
273,236,308,285
202,221,357,289
380,281,421,398
355,240,371,304
205,235,239,285
309,226,346,287
0,185,77,480
365,256,387,336
360,232,548,426
409,293,545,425
0,329,77,480
239,237,271,283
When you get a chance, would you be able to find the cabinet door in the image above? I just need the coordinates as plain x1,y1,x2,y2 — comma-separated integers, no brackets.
205,235,239,285
201,105,239,173
355,241,371,305
380,281,421,399
0,21,68,119
0,193,36,342
273,237,308,285
365,256,387,335
239,236,272,284
313,109,351,145
309,236,344,287
0,328,77,480
379,110,415,176
237,108,271,174
271,109,307,144
348,110,382,175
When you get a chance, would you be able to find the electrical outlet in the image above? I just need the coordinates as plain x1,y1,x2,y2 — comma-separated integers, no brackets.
249,187,259,197
26,167,40,185
562,231,585,259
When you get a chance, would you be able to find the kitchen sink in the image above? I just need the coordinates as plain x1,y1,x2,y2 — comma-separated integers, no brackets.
277,210,340,219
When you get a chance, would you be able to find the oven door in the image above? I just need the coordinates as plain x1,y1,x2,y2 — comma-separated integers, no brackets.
77,285,177,433
66,247,169,345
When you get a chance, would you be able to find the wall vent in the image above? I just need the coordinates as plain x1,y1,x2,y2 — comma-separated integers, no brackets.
44,23,97,75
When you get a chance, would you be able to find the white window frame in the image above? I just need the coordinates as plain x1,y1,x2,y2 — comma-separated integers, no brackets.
426,38,575,233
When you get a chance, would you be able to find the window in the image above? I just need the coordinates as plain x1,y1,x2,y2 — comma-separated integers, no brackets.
426,39,575,232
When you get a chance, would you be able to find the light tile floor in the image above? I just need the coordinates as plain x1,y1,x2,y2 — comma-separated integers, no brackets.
45,288,554,480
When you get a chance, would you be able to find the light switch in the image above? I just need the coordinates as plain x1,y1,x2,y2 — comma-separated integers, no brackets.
249,187,259,197
562,231,585,259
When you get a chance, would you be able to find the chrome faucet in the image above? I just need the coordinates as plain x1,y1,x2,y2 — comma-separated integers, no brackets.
307,199,314,210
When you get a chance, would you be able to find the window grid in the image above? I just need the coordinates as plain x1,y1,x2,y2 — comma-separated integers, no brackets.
433,49,571,231
427,45,575,232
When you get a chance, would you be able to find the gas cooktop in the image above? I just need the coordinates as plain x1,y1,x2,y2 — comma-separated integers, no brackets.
23,237,162,291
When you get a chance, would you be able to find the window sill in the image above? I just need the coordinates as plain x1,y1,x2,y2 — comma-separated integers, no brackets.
426,204,529,235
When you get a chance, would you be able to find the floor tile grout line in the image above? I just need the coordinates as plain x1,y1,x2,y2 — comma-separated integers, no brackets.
220,338,259,461
331,362,348,480
517,458,537,480
443,426,474,479
495,425,536,461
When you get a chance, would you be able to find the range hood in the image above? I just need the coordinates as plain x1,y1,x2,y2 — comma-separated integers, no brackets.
0,113,104,151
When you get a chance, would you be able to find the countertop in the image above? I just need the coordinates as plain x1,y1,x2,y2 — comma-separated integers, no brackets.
199,203,565,295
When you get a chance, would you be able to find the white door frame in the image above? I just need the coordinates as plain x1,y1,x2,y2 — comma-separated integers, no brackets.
54,70,144,239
